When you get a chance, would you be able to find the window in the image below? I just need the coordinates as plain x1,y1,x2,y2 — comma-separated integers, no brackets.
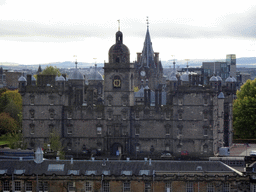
85,182,92,192
204,129,208,136
68,182,76,192
39,181,48,192
30,124,35,134
186,182,193,192
49,108,55,119
165,126,170,135
223,183,229,192
165,182,172,192
97,127,102,135
178,128,182,135
166,111,170,119
67,126,72,134
203,112,208,120
15,181,21,192
102,181,109,192
123,182,130,192
97,112,102,119
204,98,208,105
3,181,10,192
178,113,182,120
207,183,214,192
26,181,32,192
30,96,35,105
108,111,113,119
135,111,139,119
29,109,35,119
145,182,151,192
108,99,112,106
135,127,140,135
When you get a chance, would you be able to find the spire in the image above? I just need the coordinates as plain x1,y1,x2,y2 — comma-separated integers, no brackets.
139,17,155,68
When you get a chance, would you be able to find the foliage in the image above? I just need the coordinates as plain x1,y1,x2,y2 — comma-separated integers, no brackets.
233,79,256,139
0,112,18,135
134,86,139,92
44,129,65,159
41,66,61,76
0,133,24,149
0,89,22,112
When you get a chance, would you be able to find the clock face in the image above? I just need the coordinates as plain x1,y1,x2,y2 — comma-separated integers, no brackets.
140,71,146,77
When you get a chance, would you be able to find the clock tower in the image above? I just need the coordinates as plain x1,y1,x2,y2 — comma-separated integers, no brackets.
104,29,134,155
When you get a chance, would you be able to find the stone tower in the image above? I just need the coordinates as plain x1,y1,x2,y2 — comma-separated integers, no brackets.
104,30,134,155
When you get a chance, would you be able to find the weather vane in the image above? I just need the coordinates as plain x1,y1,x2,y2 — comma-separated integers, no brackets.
117,20,120,31
146,16,149,28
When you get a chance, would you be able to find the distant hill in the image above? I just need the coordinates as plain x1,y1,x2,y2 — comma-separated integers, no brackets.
1,57,256,70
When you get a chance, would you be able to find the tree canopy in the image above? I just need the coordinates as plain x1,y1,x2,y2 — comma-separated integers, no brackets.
41,66,61,76
233,78,256,139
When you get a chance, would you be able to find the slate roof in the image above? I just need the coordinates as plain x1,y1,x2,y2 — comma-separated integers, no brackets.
0,159,240,176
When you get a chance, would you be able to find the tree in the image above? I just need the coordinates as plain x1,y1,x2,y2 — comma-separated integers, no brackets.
0,112,18,135
0,89,22,112
233,78,256,139
41,66,61,76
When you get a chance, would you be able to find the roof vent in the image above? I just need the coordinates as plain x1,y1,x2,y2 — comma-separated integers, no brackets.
34,147,44,164
144,157,148,162
126,157,130,162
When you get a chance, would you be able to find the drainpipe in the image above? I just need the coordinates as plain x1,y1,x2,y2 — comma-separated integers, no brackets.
198,181,199,192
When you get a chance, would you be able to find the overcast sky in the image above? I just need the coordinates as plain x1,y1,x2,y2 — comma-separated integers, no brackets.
0,0,255,65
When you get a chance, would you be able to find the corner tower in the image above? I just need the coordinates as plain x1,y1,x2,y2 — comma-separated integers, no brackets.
104,29,134,155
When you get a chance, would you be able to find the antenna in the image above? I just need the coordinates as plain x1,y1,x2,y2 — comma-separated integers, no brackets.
117,20,120,31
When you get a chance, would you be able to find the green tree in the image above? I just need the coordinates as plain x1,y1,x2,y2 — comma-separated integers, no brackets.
0,112,18,135
41,66,61,76
0,89,22,112
233,79,256,139
44,129,65,159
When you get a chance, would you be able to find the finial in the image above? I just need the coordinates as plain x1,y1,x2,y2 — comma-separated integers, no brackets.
93,58,97,67
146,16,149,28
117,20,120,31
74,55,77,69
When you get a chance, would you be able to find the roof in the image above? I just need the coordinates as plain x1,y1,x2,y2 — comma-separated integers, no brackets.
18,76,27,82
88,65,103,81
69,62,84,80
209,75,218,82
0,159,240,176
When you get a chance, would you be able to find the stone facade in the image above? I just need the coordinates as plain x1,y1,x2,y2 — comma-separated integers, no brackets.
19,29,236,159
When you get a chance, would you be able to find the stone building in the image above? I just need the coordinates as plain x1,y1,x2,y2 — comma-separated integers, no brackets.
0,153,251,192
19,27,236,159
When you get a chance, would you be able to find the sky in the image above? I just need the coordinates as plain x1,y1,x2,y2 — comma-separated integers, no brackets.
0,0,255,65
